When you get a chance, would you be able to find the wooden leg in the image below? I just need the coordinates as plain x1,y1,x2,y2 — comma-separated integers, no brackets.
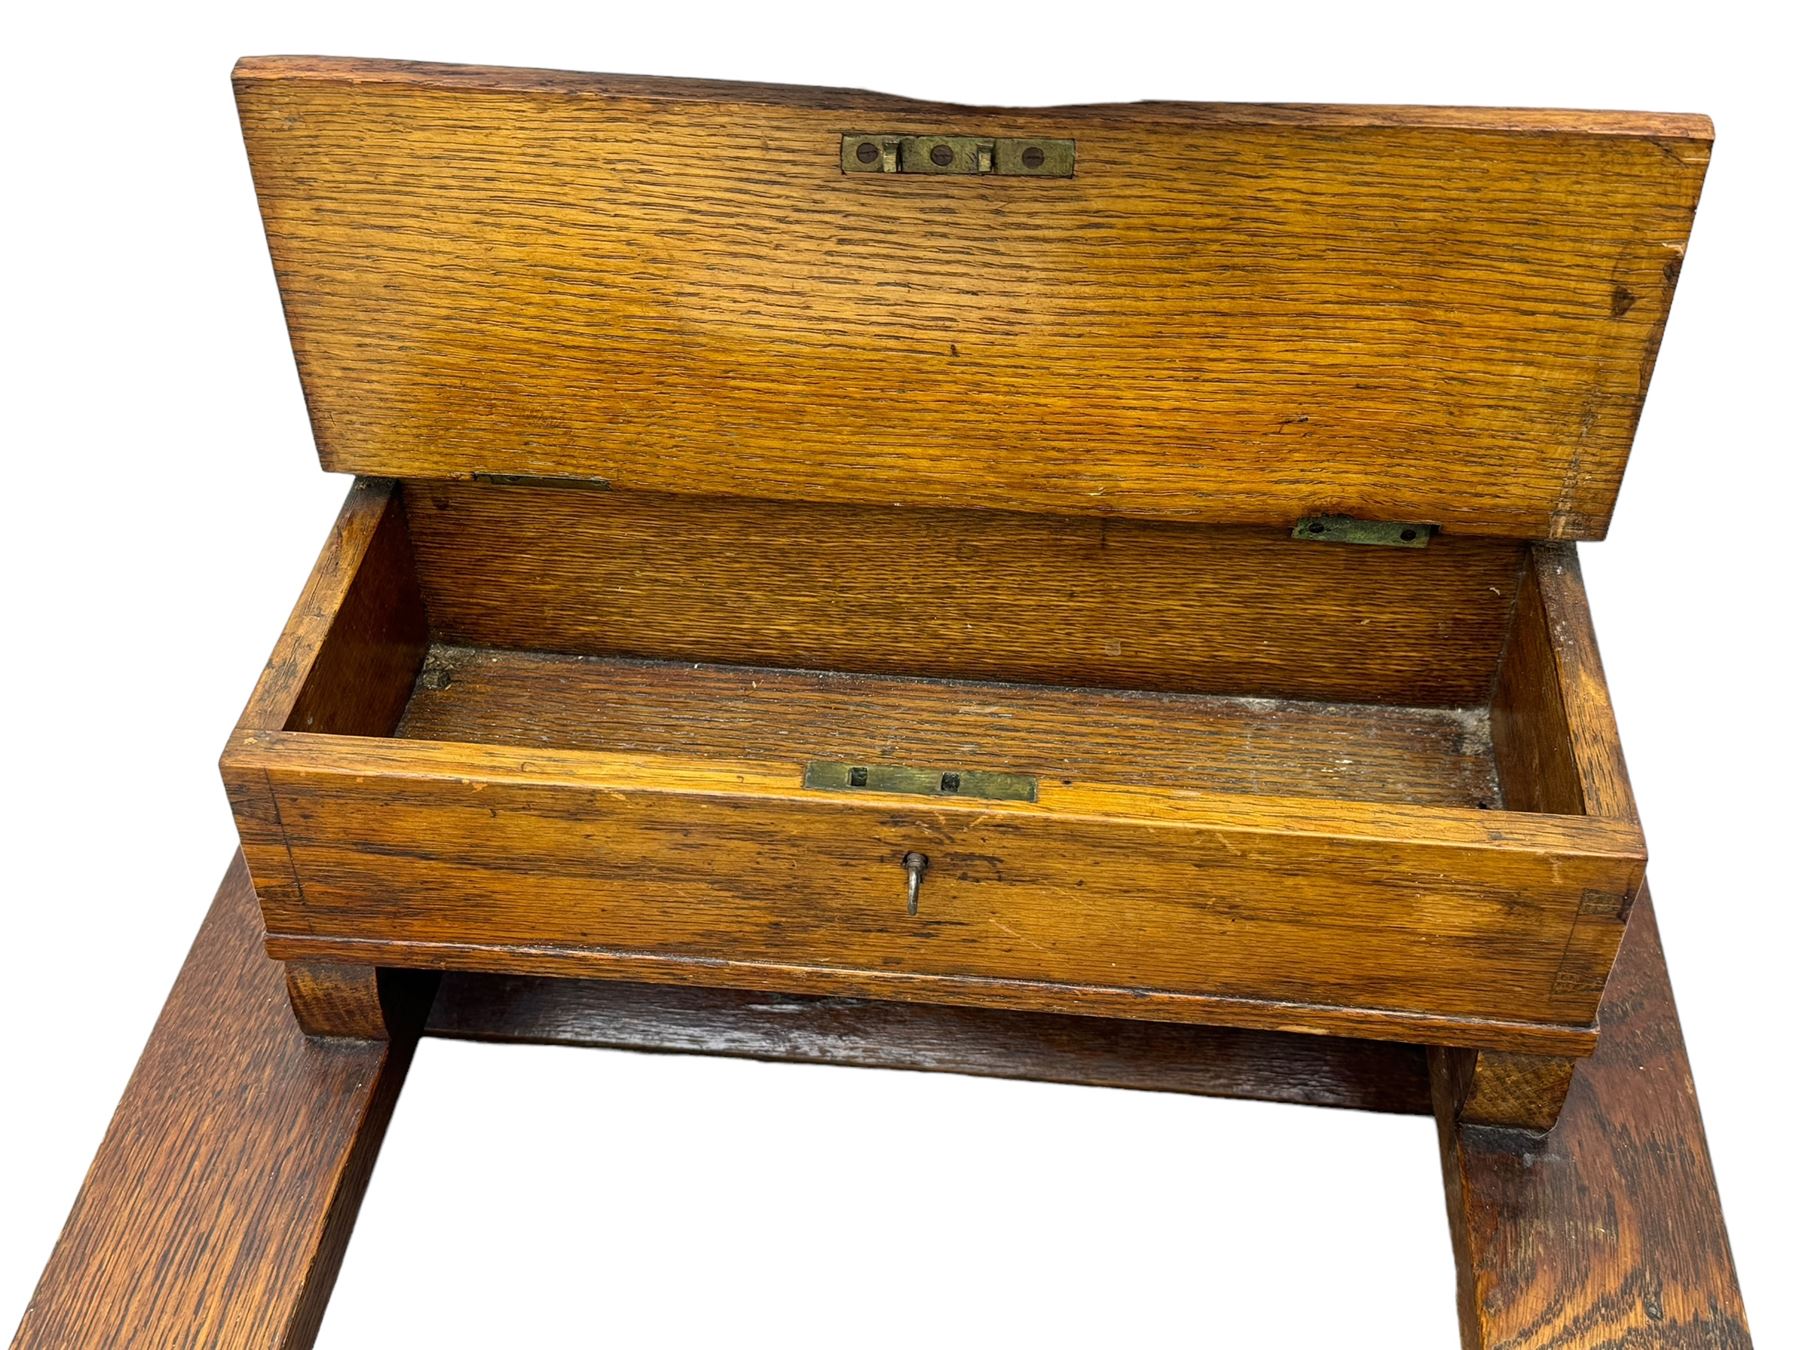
285,960,387,1039
1435,888,1752,1348
11,855,427,1350
285,958,438,1041
1430,1047,1576,1133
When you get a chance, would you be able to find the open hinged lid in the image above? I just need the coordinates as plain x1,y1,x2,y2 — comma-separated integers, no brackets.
234,57,1710,540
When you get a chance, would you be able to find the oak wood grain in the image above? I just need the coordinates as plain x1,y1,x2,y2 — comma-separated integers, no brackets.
220,479,426,927
229,477,418,736
1437,1048,1577,1134
285,960,387,1039
426,973,1432,1113
9,856,423,1350
402,480,1528,708
1493,544,1641,1024
235,58,1709,539
1436,889,1752,1348
396,645,1505,808
224,727,1643,1052
222,478,1646,1076
17,857,1743,1346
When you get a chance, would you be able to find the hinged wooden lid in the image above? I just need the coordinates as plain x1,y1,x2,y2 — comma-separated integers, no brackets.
234,57,1710,540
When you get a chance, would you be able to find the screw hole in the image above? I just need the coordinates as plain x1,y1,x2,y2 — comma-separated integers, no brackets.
849,766,868,787
1400,528,1418,542
1022,145,1045,169
930,143,954,167
940,772,961,793
1476,801,1491,810
1307,521,1325,534
856,141,880,164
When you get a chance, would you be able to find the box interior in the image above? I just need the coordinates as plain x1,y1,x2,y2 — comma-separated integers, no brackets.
281,479,1595,820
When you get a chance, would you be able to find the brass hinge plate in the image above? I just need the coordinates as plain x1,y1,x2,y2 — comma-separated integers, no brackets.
842,133,1075,178
1293,516,1434,548
803,759,1039,803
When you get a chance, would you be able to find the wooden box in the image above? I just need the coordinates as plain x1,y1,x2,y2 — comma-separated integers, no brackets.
220,57,1710,1128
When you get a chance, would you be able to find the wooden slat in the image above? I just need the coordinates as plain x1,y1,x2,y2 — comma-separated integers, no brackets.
9,856,424,1350
236,58,1710,539
425,974,1432,1114
1436,889,1752,1348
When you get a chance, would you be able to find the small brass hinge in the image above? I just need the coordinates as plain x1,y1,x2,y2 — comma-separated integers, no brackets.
842,133,1075,178
1293,516,1434,548
804,759,1038,803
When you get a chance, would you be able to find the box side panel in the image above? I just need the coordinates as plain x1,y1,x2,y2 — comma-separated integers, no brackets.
403,481,1527,708
230,477,416,732
1492,543,1642,1021
222,477,428,918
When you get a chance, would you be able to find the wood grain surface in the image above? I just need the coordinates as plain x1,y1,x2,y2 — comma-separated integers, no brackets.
221,477,1648,1074
427,973,1432,1113
9,856,423,1350
226,726,1643,1053
402,480,1529,708
14,861,1746,1347
1436,889,1752,1348
1438,1048,1577,1134
236,58,1709,538
396,645,1505,808
220,479,424,926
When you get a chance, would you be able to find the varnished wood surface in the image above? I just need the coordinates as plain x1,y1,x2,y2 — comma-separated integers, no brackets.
9,857,422,1350
284,960,387,1039
427,973,1432,1113
236,58,1709,538
403,481,1528,708
397,645,1505,808
1436,889,1751,1348
220,479,424,925
1527,545,1637,823
231,726,1642,1050
228,477,416,736
1437,1048,1576,1134
1491,544,1640,1018
222,478,1648,1070
14,859,1744,1346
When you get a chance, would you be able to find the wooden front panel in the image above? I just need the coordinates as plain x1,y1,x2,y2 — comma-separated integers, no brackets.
227,732,1644,1050
236,58,1710,539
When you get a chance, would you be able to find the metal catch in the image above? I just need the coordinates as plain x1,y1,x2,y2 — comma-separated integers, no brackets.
803,759,1038,803
1292,516,1434,548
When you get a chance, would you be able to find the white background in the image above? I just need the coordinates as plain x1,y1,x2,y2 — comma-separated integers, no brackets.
3,3,1794,1346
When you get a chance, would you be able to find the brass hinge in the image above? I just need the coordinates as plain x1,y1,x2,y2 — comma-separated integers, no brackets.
1293,516,1434,548
803,759,1038,803
841,134,1075,178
